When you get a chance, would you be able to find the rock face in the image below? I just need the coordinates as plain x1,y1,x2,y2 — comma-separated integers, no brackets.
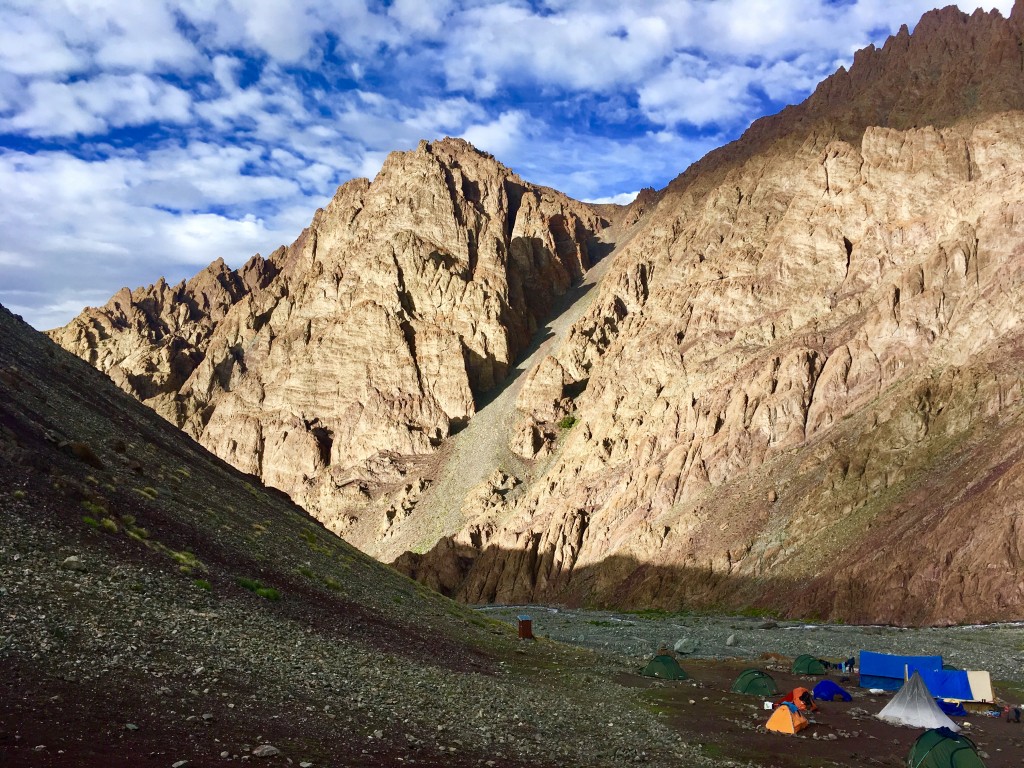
54,4,1024,626
396,4,1024,626
51,138,608,541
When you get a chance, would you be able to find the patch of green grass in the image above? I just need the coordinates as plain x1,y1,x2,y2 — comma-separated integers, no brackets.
297,566,315,579
557,415,578,429
81,500,106,517
82,515,100,529
12,490,26,500
135,486,159,500
322,577,342,592
99,517,118,533
194,579,212,591
170,550,201,569
237,577,281,600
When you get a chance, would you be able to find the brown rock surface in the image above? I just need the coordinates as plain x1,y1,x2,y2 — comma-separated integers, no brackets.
395,4,1024,625
52,3,1024,626
51,138,609,544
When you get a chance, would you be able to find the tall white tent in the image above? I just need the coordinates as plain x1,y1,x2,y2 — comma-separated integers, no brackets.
876,672,961,731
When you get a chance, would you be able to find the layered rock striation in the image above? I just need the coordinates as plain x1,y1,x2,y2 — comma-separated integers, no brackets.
396,4,1024,625
52,138,609,536
54,4,1024,626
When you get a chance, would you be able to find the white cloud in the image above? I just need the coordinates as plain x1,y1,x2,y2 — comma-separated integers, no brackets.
2,74,192,137
584,191,640,205
0,147,319,329
0,0,1015,330
461,110,530,158
0,14,83,76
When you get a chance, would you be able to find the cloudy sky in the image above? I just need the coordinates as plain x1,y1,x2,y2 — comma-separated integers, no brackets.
0,1,1014,330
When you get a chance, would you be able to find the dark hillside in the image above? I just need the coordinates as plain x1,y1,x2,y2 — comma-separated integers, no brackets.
0,304,698,767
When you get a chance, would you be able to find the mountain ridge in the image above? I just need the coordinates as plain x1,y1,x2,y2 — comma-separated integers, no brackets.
51,2,1024,626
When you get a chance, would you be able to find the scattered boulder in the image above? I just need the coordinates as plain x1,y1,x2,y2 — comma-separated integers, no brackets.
674,638,697,654
61,555,87,572
252,745,281,758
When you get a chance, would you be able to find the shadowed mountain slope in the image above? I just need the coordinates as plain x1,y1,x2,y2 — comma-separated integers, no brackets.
0,304,711,767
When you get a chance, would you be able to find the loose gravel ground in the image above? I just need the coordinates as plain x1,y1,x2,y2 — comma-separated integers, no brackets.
478,605,1024,684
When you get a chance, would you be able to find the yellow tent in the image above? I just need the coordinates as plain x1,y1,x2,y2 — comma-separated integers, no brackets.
766,705,809,735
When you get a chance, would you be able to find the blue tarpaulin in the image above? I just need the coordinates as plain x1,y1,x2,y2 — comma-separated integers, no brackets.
937,699,968,717
859,651,942,690
910,668,974,700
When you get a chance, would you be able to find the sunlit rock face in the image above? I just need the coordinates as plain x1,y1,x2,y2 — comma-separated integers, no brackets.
396,4,1024,626
55,4,1024,626
51,137,608,535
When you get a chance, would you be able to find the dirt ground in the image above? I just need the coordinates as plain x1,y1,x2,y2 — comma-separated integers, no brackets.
622,659,1024,767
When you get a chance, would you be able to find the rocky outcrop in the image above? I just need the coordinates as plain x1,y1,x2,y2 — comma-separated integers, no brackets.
395,4,1024,625
52,4,1024,626
51,138,609,540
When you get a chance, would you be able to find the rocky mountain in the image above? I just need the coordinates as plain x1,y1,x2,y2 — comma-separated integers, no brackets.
53,3,1024,626
1,304,710,767
50,138,613,550
397,2,1024,626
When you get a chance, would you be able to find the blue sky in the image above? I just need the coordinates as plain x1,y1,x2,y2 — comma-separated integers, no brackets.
0,0,1013,330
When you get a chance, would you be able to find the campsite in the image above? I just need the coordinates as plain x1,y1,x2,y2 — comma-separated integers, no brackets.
483,607,1024,767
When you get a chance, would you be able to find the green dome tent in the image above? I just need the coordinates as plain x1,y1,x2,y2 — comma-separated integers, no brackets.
730,668,778,696
792,654,827,675
908,727,986,768
640,654,689,680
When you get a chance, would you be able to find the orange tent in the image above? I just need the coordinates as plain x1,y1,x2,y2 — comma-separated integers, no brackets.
766,704,809,735
780,687,818,711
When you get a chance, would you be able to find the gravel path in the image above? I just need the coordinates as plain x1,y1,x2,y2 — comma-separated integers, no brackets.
478,605,1024,683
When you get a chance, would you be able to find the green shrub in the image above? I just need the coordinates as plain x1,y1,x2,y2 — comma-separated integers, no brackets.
135,487,158,500
12,490,26,500
557,415,578,429
255,587,281,601
236,577,261,592
322,577,342,592
194,579,212,591
99,517,118,533
297,566,315,579
81,500,106,516
82,515,100,528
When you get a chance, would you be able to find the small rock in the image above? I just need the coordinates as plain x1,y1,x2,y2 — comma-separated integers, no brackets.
221,752,230,759
202,713,214,722
758,621,778,630
125,723,138,731
725,633,736,647
62,556,87,572
172,762,189,768
299,763,313,768
674,638,697,654
252,745,280,758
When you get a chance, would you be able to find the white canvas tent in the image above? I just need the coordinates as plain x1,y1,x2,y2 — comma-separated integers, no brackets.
877,672,961,731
